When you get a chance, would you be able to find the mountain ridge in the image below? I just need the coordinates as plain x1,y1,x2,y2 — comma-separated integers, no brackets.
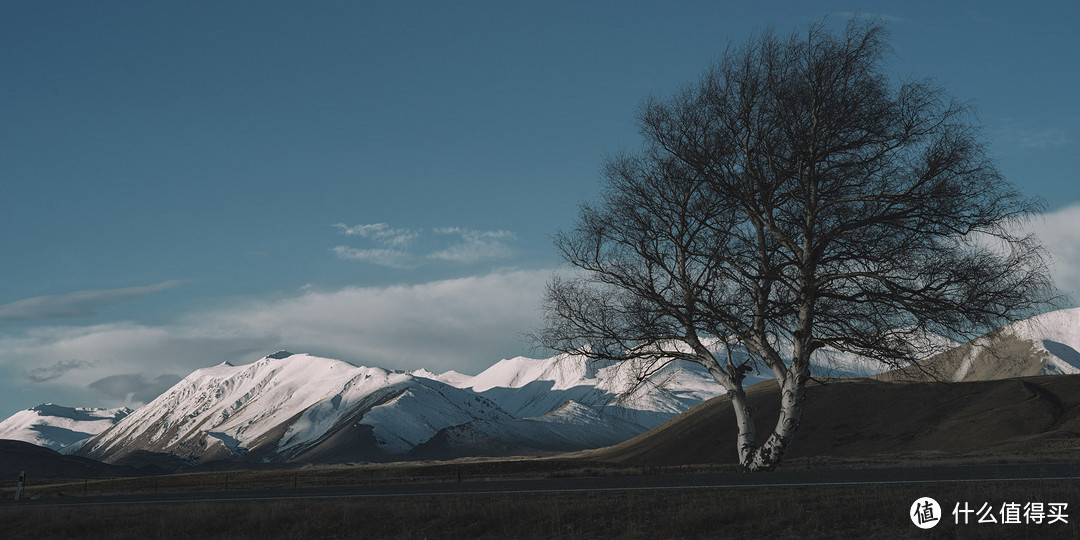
4,307,1079,467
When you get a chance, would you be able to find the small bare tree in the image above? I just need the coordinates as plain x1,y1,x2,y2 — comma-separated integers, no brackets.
538,19,1057,471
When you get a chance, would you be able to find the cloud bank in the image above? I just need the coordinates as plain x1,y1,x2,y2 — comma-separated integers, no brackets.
1023,203,1080,299
0,269,551,407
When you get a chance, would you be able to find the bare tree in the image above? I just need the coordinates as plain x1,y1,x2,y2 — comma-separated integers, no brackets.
538,18,1058,471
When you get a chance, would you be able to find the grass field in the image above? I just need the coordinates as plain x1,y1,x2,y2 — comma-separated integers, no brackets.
2,458,1078,539
3,479,1078,539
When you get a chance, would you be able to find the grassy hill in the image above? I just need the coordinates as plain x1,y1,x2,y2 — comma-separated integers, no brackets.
583,375,1080,466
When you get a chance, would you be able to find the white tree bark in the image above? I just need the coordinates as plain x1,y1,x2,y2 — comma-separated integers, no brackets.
742,368,808,471
727,387,757,467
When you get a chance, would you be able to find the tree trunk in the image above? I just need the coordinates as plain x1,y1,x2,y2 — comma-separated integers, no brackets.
739,369,808,471
728,386,756,466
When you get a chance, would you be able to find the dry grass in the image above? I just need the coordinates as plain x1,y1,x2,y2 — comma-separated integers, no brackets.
2,478,1078,539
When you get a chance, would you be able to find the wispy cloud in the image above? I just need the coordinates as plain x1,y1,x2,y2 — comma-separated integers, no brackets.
830,12,909,24
994,122,1073,150
333,223,517,267
23,359,95,383
333,223,420,247
1,321,274,385
1015,128,1071,149
429,228,517,263
331,246,416,269
0,280,186,322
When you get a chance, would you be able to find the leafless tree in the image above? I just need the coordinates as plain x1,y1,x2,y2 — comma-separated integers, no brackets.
538,18,1058,471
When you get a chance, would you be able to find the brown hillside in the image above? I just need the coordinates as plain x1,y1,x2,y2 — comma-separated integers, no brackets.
584,375,1080,466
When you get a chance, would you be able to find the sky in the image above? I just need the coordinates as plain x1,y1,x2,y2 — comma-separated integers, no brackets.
1,0,1078,418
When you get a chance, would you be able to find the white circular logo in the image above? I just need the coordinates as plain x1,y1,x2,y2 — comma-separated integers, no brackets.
910,497,942,529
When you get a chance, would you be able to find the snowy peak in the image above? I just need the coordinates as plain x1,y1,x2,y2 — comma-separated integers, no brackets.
878,307,1080,382
466,354,612,392
0,404,131,453
1001,307,1080,371
968,307,1080,377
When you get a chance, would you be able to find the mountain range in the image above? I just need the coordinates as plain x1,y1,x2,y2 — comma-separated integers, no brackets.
4,307,1080,468
75,351,724,465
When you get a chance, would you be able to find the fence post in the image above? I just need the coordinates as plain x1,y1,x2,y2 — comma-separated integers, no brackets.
15,471,25,501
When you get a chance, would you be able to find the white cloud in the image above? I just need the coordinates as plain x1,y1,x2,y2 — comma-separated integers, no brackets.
203,268,548,373
334,222,518,267
0,280,185,321
0,269,552,407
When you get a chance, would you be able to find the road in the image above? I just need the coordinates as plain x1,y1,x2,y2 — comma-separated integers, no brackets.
3,462,1079,508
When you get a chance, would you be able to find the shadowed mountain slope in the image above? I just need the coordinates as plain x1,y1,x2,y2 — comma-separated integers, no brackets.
0,440,141,479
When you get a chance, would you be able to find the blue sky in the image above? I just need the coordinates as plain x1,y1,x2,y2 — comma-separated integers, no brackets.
1,1,1078,417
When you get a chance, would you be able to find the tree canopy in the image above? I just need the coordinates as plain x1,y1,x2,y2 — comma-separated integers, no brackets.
538,18,1057,471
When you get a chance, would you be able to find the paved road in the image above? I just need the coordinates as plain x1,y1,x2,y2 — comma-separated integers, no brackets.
3,462,1079,508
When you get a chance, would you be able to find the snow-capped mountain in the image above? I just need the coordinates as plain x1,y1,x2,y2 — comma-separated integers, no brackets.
880,307,1080,382
79,351,510,464
0,404,131,453
66,339,950,464
76,350,725,464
